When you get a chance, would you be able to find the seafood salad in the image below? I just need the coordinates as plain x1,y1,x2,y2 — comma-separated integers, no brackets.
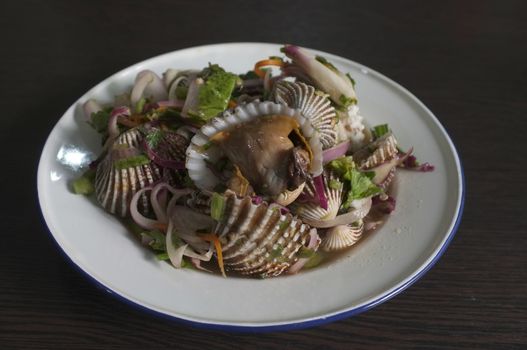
75,45,433,278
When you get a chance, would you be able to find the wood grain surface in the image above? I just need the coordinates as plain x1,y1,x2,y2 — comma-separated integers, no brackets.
1,1,526,349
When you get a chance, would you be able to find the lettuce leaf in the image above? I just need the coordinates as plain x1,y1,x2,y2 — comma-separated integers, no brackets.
188,64,237,122
328,156,382,209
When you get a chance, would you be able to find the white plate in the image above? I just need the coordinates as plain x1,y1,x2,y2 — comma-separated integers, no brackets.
37,43,464,331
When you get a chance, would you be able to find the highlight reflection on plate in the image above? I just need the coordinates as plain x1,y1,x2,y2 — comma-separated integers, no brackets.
37,43,464,331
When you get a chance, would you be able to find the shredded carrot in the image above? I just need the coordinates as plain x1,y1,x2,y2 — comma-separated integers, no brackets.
228,100,237,109
154,222,168,231
201,234,226,277
254,58,284,78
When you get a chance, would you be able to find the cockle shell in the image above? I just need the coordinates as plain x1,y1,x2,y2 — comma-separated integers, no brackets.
95,128,165,217
186,100,324,193
94,126,189,217
290,170,343,223
321,220,364,252
378,167,396,191
214,190,319,277
275,183,305,206
273,81,337,149
185,190,212,215
354,132,398,169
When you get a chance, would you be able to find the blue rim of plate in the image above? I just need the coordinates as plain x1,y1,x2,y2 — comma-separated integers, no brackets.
38,43,465,332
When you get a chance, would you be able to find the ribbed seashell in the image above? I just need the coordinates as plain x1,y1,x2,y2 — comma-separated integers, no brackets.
95,128,168,217
378,167,396,191
214,190,319,277
275,183,305,206
321,220,364,252
185,190,212,215
274,81,337,149
290,170,343,223
354,132,398,169
186,100,324,192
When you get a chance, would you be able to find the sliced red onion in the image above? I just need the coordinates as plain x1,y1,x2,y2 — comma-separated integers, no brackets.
313,175,328,210
169,205,215,251
163,68,180,88
130,187,160,230
131,70,168,107
181,77,204,118
282,45,356,107
83,99,103,120
303,197,372,228
288,257,309,274
111,106,131,118
322,141,350,164
251,196,263,205
150,183,170,223
281,63,315,86
307,228,321,249
402,154,435,172
106,113,120,142
130,185,191,230
166,230,214,269
167,240,188,268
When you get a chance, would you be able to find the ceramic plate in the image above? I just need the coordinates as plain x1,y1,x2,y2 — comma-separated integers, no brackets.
37,43,464,331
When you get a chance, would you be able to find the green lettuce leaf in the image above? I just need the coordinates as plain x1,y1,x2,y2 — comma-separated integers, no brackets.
188,64,238,123
328,156,382,209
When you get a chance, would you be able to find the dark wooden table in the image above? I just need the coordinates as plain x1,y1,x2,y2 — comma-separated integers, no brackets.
2,1,526,348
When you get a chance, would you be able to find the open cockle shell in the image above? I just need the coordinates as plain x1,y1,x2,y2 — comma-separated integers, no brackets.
273,80,337,149
186,101,324,194
290,170,343,223
214,190,319,277
95,128,166,217
354,132,398,170
321,220,364,252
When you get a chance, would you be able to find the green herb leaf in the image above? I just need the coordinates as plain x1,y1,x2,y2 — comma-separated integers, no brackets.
135,97,147,114
279,219,291,231
175,86,188,100
140,230,166,251
345,73,356,87
339,94,357,107
269,244,284,259
190,64,237,122
315,55,338,73
372,124,390,139
72,175,94,195
238,70,260,80
88,107,113,133
297,247,316,259
304,252,324,268
211,192,226,221
155,252,169,261
329,179,343,190
145,129,164,149
114,154,150,170
328,156,383,209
